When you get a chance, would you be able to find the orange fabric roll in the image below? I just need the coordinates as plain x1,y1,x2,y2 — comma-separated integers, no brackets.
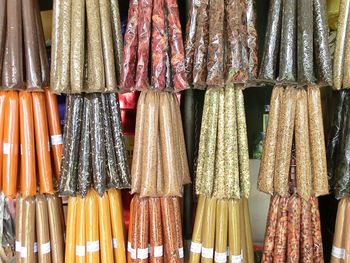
86,190,100,263
128,195,136,263
137,198,149,263
131,195,140,263
3,91,19,198
65,197,77,263
19,92,36,197
76,195,86,263
32,92,54,194
108,189,127,263
98,192,114,263
44,88,62,179
0,92,7,191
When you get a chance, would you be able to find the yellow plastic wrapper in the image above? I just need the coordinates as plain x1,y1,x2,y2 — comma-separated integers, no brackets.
201,198,216,263
86,190,100,263
65,197,77,263
239,200,247,263
36,194,52,263
16,196,23,262
243,198,254,263
328,0,340,30
189,195,206,263
214,200,228,263
76,195,86,263
228,200,241,263
108,189,126,263
98,192,114,263
21,197,36,263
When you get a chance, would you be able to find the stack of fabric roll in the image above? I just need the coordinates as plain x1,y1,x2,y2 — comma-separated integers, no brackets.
257,0,332,261
0,0,66,261
123,0,190,262
50,0,130,262
185,0,257,262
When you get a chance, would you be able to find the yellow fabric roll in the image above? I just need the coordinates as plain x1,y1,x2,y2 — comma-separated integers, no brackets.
21,197,36,263
76,196,86,263
65,197,77,263
201,198,217,263
243,198,254,263
214,200,228,263
228,200,241,263
86,190,100,263
15,195,23,263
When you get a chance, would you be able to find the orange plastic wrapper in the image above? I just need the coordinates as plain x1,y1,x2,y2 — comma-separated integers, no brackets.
76,196,86,263
44,89,62,180
128,196,136,263
310,196,324,261
65,197,77,263
35,194,52,263
173,197,184,262
21,197,36,263
19,92,36,197
3,91,19,198
98,192,114,263
137,198,150,262
149,198,163,263
0,92,6,191
16,195,23,262
86,190,100,263
32,92,54,194
108,189,127,263
287,195,301,263
161,197,178,262
300,198,314,262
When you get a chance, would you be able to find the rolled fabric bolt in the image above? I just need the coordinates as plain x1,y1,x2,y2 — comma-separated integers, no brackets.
333,0,350,90
239,200,247,263
258,0,282,82
287,195,301,263
108,189,127,263
44,89,63,180
3,91,19,198
19,92,36,198
137,198,149,263
149,198,164,263
131,196,140,263
65,197,77,263
70,0,85,93
240,0,250,84
50,0,62,92
310,197,324,261
0,93,5,189
98,192,114,263
272,197,288,262
343,14,350,88
15,196,23,262
164,17,173,92
110,0,123,84
86,190,100,263
189,195,206,263
21,197,36,263
201,198,216,263
127,196,136,263
76,196,86,263
228,200,241,262
161,197,178,262
214,200,228,263
32,92,54,194
246,0,258,79
258,87,283,194
156,137,165,196
243,198,254,263
300,199,314,262
173,197,184,262
0,0,6,84
331,198,346,262
342,199,350,261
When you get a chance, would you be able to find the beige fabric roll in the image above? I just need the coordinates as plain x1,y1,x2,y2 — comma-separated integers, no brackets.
201,198,216,263
228,200,241,262
21,197,36,263
331,199,347,263
36,194,52,263
16,196,23,263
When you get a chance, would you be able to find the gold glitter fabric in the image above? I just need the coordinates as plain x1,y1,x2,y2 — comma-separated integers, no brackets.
258,86,283,194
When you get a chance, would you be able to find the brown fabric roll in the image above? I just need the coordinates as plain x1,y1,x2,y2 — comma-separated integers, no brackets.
310,197,324,261
149,198,164,263
300,199,314,262
21,197,36,263
286,195,301,263
161,197,178,262
331,198,347,262
110,0,123,85
36,194,52,263
50,0,62,93
15,196,23,262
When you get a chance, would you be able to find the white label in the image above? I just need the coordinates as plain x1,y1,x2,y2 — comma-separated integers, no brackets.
86,241,100,252
131,248,136,259
215,251,227,262
232,254,243,263
332,246,345,259
137,248,149,259
154,245,163,257
190,242,202,254
127,241,132,252
34,243,38,253
20,144,22,155
51,134,63,146
201,247,214,259
41,242,51,254
112,238,117,248
16,241,21,252
21,246,27,258
3,143,10,154
76,245,86,256
178,247,184,258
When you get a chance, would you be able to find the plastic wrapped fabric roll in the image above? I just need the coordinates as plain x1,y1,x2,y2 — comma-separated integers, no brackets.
70,0,85,93
0,93,5,190
98,192,114,263
65,197,77,263
131,92,146,194
32,92,54,194
214,200,228,263
258,0,282,82
47,194,65,263
164,15,174,92
274,87,296,197
242,198,254,263
15,196,23,262
343,17,350,88
44,89,63,180
76,195,86,263
102,95,120,189
314,0,333,86
297,0,316,85
300,198,314,262
108,189,126,263
137,198,149,262
201,198,216,263
50,0,62,93
224,86,240,199
107,93,130,188
239,200,248,263
149,197,163,263
277,0,297,83
22,0,42,90
19,92,36,198
261,195,280,262
295,89,312,200
3,91,19,198
287,195,301,263
192,0,209,89
21,197,36,263
310,197,324,261
272,197,288,262
161,197,178,262
258,87,283,194
85,190,100,263
129,195,138,263
333,0,350,90
236,88,250,198
308,86,329,196
331,198,346,262
228,200,241,262
0,0,6,85
110,0,123,85
342,199,350,261
240,0,250,85
189,195,206,263
90,94,106,196
246,0,258,80
173,197,184,262
121,0,139,91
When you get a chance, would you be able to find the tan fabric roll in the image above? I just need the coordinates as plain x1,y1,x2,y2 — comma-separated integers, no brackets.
36,194,52,263
201,198,216,263
243,198,254,263
214,200,228,263
21,197,36,263
343,199,350,261
76,196,86,263
228,200,241,262
331,198,347,263
240,200,248,263
16,196,23,262
64,197,77,263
